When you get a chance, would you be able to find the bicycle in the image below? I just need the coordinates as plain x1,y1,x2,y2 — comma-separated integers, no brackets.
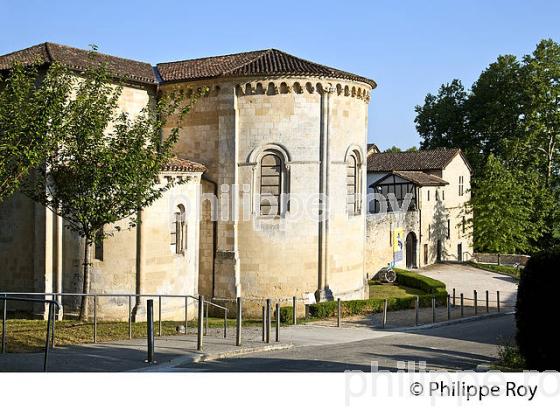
378,262,397,283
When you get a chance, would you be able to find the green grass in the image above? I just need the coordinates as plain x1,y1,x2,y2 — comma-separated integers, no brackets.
469,262,522,281
0,317,261,353
368,281,427,300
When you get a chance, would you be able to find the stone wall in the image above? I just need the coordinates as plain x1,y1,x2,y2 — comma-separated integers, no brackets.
162,76,372,310
365,211,419,277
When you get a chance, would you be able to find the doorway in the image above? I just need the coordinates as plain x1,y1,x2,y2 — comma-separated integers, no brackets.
405,232,417,269
457,243,463,262
436,240,442,262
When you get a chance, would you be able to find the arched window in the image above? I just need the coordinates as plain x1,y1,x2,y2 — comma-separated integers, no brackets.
172,204,187,254
259,152,283,216
346,152,361,215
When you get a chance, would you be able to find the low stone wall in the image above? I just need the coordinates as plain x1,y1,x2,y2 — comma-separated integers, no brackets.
473,252,530,266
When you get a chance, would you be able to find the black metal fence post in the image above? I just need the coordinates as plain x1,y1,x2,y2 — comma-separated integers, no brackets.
93,295,97,343
158,296,162,337
275,303,280,342
486,290,489,313
266,299,271,344
474,290,478,315
337,298,341,328
447,294,451,321
146,299,155,363
460,293,464,317
197,296,204,351
236,297,242,347
262,305,266,342
43,303,54,372
382,299,388,329
128,295,132,339
497,291,501,312
223,308,227,339
292,296,297,325
452,288,456,306
415,296,419,326
431,296,436,323
1,296,6,354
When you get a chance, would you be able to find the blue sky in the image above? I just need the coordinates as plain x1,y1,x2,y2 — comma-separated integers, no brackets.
2,0,559,150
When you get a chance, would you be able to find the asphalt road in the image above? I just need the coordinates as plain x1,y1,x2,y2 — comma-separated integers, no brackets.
178,314,515,372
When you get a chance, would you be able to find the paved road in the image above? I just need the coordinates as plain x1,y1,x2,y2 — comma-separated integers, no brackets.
177,314,515,372
419,263,518,307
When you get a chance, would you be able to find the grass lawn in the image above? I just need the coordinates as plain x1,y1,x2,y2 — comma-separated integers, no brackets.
368,281,427,300
469,262,522,281
0,317,261,353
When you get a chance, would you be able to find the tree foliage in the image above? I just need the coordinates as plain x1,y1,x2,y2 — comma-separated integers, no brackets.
0,63,72,202
415,39,560,253
22,58,203,319
469,155,541,254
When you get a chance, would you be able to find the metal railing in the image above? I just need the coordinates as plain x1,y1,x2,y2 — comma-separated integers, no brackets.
1,296,60,372
0,292,228,347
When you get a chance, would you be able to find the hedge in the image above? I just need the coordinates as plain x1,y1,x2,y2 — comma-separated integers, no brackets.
394,268,447,294
280,270,447,322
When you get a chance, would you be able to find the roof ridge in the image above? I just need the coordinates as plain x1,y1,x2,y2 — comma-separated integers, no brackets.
43,42,153,66
156,49,270,67
0,42,48,59
221,49,272,76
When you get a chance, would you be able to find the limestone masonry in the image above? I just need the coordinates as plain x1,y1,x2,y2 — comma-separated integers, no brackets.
0,43,472,319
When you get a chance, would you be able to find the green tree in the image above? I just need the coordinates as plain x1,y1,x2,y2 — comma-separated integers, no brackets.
383,146,418,153
0,63,71,202
522,39,560,189
24,60,202,320
415,39,560,252
414,80,472,156
469,155,540,254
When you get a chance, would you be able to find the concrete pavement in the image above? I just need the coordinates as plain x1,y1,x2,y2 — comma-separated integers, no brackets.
418,263,518,307
175,314,516,372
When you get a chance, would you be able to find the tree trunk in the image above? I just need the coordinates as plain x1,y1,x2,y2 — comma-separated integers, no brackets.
79,240,92,321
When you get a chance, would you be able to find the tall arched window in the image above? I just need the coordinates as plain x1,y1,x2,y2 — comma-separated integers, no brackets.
259,152,283,216
172,204,187,254
346,152,361,215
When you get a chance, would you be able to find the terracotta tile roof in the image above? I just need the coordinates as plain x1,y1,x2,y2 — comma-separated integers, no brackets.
0,42,157,85
162,157,206,173
392,171,448,186
156,48,376,87
367,148,467,172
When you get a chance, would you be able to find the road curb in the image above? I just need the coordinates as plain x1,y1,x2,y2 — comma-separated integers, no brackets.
385,311,514,332
130,343,294,372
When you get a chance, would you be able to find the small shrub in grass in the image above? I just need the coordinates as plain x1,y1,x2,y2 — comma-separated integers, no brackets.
516,246,560,371
279,306,293,323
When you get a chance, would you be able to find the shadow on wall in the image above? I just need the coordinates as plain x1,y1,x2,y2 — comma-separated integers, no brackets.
430,199,449,262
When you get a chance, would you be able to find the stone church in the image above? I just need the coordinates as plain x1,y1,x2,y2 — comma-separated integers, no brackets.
0,43,376,319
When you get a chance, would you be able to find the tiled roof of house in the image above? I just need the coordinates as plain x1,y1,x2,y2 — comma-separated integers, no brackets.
162,157,206,173
0,42,157,85
156,48,377,87
367,148,467,172
392,171,448,186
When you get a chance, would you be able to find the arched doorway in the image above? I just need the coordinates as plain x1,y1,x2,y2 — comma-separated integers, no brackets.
405,232,417,269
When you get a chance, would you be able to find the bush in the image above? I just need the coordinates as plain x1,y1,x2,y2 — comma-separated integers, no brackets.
516,246,560,371
279,306,293,323
395,269,447,294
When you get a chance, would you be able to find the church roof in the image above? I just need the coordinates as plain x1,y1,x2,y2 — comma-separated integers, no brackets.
0,42,158,85
163,157,207,173
367,148,469,172
156,48,377,87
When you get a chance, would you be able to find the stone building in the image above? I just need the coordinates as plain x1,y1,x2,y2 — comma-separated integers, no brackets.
365,148,473,276
0,43,206,319
0,43,376,318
